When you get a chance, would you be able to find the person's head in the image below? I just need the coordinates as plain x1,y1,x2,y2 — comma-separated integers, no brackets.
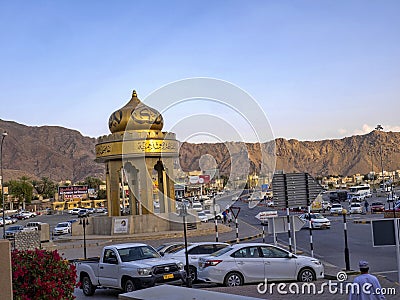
359,260,369,273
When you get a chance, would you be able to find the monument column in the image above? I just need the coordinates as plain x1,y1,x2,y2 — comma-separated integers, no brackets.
95,90,178,219
108,160,122,216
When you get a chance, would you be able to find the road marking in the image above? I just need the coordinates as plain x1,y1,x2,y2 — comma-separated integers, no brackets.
373,270,399,275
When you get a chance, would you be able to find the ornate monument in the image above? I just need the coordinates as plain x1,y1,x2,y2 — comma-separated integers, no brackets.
95,90,178,220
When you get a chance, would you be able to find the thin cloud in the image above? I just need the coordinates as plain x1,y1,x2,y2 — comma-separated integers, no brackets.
345,124,400,136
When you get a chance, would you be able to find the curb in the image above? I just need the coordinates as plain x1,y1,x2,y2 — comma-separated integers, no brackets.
353,220,371,224
324,270,360,280
54,225,233,250
225,233,263,244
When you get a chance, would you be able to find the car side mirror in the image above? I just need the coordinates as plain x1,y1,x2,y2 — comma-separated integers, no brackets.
287,253,294,258
160,252,164,257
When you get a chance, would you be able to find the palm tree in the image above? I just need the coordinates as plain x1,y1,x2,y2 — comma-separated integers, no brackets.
8,176,33,210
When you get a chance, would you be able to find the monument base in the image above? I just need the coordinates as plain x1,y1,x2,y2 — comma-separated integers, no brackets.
71,213,198,236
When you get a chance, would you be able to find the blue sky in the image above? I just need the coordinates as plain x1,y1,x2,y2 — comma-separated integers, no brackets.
0,0,399,142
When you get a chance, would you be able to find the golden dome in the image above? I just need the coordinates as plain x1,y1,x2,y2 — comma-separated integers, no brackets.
108,90,164,133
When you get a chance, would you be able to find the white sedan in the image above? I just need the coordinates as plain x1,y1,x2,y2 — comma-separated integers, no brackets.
197,211,209,222
349,203,363,214
299,213,331,229
198,243,324,286
53,222,71,235
330,204,344,215
164,242,229,281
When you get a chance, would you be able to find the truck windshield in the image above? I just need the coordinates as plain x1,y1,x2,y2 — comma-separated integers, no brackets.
118,246,160,262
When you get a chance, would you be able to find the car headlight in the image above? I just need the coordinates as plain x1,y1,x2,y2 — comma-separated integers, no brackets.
137,268,152,276
177,262,184,270
311,259,321,265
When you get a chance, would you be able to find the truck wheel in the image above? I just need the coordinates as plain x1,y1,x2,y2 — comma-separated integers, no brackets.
82,275,96,296
124,279,136,293
188,266,197,282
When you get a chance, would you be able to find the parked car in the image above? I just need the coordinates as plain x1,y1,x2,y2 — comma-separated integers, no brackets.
349,202,363,214
2,217,13,225
74,243,185,296
13,213,29,220
196,211,209,222
95,207,107,213
156,242,190,256
6,216,17,224
203,210,215,220
70,208,81,215
87,208,95,214
299,213,331,229
198,243,324,286
330,204,344,215
203,199,213,206
1,216,16,226
350,194,365,202
19,211,36,218
67,219,78,224
153,201,160,209
53,222,72,235
25,221,43,230
370,202,385,213
5,225,24,239
192,202,203,212
163,242,229,281
78,208,89,218
322,201,332,211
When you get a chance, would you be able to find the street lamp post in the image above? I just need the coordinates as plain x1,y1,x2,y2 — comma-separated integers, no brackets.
213,196,218,242
375,125,385,192
79,216,89,259
1,131,8,239
342,210,351,271
369,142,375,187
179,203,192,288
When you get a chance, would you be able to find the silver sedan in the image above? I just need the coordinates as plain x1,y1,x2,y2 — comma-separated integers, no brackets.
198,243,324,286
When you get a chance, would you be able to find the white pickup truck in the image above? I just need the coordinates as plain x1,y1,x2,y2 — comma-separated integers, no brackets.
75,243,185,296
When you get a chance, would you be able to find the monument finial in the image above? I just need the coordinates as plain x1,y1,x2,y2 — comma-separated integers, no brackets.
132,90,137,98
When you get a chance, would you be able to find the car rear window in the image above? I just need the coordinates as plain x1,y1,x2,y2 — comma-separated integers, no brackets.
211,246,233,257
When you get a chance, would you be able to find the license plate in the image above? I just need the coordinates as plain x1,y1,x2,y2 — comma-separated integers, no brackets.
163,274,174,280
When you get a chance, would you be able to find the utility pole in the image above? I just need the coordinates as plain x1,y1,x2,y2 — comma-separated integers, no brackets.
1,131,8,239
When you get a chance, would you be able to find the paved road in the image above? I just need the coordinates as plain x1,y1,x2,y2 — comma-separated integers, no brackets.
236,194,400,282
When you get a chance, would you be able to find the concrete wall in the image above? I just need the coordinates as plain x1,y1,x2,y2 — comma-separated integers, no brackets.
69,214,199,235
0,240,13,300
14,231,40,250
384,211,400,218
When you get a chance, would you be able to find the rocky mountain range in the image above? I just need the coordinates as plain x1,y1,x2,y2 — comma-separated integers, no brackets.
0,119,399,182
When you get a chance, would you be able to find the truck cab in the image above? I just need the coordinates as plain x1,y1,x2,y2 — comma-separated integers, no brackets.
75,243,185,296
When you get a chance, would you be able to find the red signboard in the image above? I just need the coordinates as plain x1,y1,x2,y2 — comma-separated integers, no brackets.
189,175,210,185
58,185,88,196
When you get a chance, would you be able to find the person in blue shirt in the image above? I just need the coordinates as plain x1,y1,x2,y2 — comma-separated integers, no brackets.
364,200,370,213
349,260,385,300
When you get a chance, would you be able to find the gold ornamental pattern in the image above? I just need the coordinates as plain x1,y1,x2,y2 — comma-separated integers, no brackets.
96,139,178,158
